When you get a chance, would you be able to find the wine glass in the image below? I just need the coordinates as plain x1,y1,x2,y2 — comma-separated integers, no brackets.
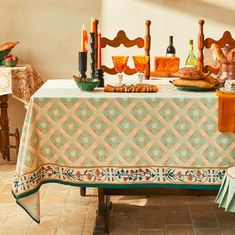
133,55,149,83
112,56,129,85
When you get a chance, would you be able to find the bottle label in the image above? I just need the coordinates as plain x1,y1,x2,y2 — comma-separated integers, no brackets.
185,64,197,68
166,53,176,57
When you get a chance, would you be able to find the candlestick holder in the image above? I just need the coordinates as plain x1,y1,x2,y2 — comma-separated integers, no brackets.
95,69,104,87
94,19,99,67
90,32,95,78
78,51,87,79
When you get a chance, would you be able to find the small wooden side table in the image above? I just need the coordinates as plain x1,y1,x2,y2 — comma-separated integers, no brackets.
0,65,43,160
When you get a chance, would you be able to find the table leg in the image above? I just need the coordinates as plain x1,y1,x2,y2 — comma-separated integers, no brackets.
0,95,10,161
80,187,86,196
96,188,112,234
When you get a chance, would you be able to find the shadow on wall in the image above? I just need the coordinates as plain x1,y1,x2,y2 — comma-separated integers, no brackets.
140,0,235,28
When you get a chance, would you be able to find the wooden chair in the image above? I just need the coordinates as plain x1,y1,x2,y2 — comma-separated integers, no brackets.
198,19,235,74
101,20,151,80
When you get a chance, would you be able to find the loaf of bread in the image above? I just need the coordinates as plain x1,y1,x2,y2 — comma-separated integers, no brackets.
172,67,206,80
211,44,226,62
104,84,158,93
227,48,235,62
153,56,180,76
203,75,223,86
171,79,215,88
0,41,19,52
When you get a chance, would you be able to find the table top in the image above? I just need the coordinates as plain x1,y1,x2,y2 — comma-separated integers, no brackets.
34,79,217,99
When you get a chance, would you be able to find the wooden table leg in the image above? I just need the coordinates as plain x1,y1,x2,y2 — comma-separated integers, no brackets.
80,187,86,196
0,95,10,161
95,188,112,234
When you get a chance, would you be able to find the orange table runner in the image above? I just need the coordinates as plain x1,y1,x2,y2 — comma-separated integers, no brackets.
217,90,235,132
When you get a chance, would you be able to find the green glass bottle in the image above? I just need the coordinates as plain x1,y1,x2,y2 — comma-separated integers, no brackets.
185,39,198,68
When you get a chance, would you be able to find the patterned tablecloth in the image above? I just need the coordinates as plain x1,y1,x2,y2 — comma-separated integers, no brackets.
0,64,44,104
12,79,235,222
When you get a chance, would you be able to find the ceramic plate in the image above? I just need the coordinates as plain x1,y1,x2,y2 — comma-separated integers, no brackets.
175,85,219,92
219,87,235,94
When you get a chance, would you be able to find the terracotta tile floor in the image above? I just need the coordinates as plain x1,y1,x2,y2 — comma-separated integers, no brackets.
1,160,235,235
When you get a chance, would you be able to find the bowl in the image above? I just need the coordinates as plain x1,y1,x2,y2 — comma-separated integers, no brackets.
3,59,18,67
225,80,235,90
0,50,11,64
75,79,100,91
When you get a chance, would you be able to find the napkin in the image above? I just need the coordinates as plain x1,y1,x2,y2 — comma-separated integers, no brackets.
216,90,235,132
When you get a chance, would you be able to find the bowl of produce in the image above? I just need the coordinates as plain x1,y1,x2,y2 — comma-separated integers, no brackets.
3,54,18,67
0,50,11,64
73,75,100,91
0,41,19,64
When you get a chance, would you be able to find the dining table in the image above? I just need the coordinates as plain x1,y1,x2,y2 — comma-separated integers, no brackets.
12,79,235,229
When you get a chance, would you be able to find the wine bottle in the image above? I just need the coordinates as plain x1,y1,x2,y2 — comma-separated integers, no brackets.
166,36,176,57
185,39,198,68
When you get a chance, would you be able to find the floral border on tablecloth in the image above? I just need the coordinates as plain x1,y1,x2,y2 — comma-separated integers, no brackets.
13,164,226,196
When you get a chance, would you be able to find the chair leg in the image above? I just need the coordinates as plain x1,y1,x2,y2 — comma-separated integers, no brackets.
80,187,86,196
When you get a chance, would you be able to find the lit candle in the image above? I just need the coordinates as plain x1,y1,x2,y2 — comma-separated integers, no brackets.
90,17,96,33
81,25,88,52
97,29,102,69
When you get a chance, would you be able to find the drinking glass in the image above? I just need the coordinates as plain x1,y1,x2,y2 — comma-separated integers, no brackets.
132,55,149,83
112,56,129,85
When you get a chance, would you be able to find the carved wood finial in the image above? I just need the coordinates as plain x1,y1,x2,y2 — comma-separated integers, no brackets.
145,20,151,27
198,19,205,71
199,20,205,29
145,20,151,79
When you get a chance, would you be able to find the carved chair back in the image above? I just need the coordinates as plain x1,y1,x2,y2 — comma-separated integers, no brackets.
198,19,235,75
101,20,151,79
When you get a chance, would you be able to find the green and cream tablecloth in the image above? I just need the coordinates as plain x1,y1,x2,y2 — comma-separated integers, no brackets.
12,79,235,222
0,64,44,104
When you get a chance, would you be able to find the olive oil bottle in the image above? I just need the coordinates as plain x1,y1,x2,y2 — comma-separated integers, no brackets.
185,39,198,68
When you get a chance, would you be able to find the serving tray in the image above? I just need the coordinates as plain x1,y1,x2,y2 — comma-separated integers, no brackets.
175,84,222,92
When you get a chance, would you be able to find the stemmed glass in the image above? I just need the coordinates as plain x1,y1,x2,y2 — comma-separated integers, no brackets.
112,56,129,85
133,56,149,83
